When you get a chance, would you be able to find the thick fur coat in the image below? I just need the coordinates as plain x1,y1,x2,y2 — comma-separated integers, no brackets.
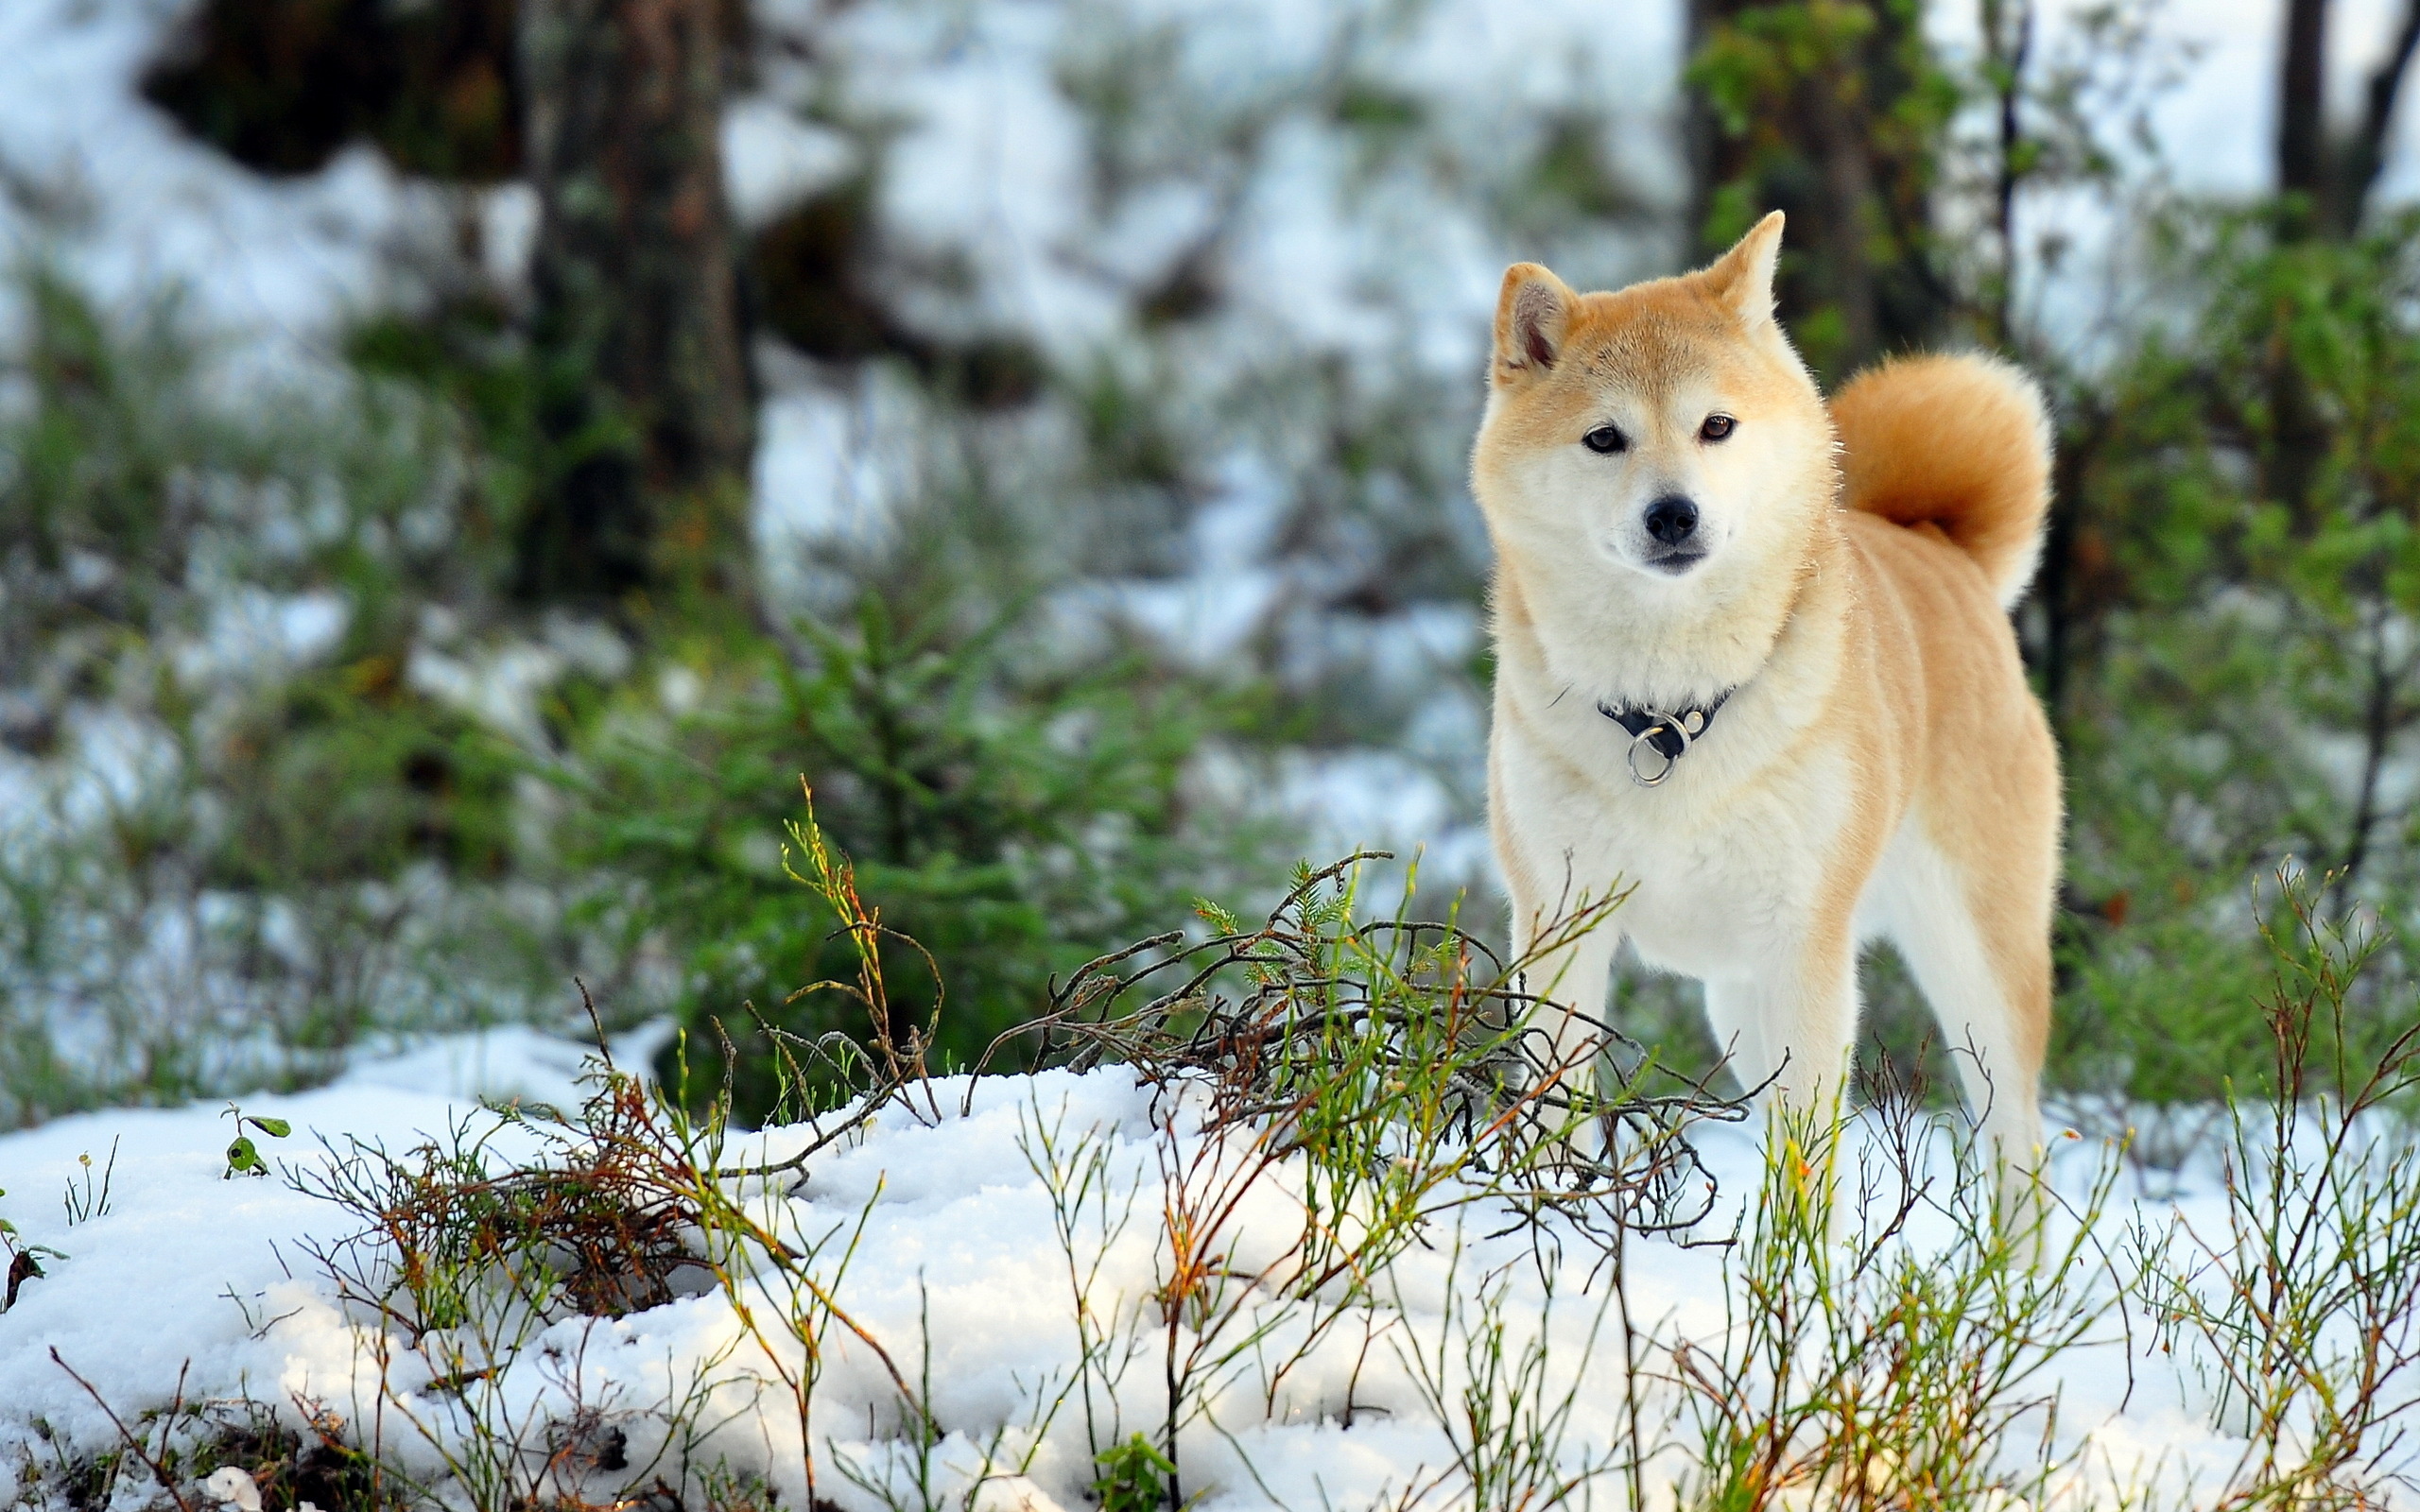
1473,213,2060,1161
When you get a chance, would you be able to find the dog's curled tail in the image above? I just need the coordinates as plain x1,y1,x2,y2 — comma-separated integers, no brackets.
1831,352,2052,610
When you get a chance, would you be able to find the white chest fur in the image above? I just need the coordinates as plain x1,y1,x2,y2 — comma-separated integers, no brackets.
1492,677,1859,981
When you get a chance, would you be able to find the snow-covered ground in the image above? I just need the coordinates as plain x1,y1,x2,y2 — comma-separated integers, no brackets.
1,1042,2408,1510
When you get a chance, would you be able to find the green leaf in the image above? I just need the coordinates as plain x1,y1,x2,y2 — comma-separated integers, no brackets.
1091,1434,1177,1512
226,1137,263,1174
246,1117,293,1139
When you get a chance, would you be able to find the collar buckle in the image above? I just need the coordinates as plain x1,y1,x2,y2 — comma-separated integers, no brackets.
1596,696,1726,788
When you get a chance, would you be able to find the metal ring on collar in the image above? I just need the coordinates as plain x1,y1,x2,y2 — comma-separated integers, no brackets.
1625,713,1688,787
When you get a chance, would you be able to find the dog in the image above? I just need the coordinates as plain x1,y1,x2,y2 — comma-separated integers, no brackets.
1472,211,2058,1169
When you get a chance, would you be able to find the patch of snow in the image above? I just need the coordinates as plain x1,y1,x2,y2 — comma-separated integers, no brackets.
169,587,350,688
397,610,621,748
0,0,426,381
0,1062,2405,1509
723,98,856,231
200,1467,262,1512
752,385,906,550
332,1021,673,1108
406,640,571,751
876,22,1116,355
1273,745,1493,888
475,181,540,293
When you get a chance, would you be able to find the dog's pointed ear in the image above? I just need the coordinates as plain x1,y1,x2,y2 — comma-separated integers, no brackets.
1493,263,1576,384
1702,210,1786,329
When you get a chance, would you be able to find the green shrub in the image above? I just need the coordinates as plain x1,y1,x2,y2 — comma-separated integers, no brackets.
1090,1435,1175,1512
2052,209,2420,1108
562,595,1269,1119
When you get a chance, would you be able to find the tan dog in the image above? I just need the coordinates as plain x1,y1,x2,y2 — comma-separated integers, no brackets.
1473,212,2059,1165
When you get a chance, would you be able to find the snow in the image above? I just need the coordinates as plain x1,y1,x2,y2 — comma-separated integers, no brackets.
200,1468,264,1512
325,1022,671,1107
878,27,1115,355
2,1043,2410,1510
404,614,631,755
0,0,426,383
721,101,857,232
169,589,351,689
751,382,918,571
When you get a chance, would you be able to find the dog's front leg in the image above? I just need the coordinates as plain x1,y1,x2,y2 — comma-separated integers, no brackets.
1701,929,1859,1122
1500,883,1625,1164
1511,920,1623,1093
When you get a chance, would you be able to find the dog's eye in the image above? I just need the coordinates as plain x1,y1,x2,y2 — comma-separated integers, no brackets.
1582,425,1627,455
1700,413,1737,442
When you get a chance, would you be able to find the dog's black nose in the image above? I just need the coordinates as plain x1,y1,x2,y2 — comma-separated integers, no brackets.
1643,494,1699,546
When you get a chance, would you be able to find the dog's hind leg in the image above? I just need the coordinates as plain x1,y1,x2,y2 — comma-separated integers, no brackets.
1877,831,2048,1175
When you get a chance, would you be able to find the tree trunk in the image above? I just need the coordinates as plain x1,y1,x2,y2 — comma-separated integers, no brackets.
2344,0,2420,232
1982,0,2034,348
2275,0,2420,237
1684,0,1951,379
516,0,754,617
1683,0,1733,272
1804,58,1883,367
2278,0,2331,229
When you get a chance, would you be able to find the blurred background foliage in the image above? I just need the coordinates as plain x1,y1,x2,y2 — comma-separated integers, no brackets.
7,0,2420,1138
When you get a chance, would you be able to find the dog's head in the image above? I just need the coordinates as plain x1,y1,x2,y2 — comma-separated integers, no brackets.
1471,214,1833,594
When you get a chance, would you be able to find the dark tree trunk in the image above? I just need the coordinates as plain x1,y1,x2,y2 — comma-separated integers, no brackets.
1982,0,2033,348
1683,0,1731,274
516,0,754,617
2346,0,2420,231
1684,0,1951,379
1803,60,1885,367
2268,0,2335,522
2262,0,2420,521
2279,0,2331,227
2275,0,2420,237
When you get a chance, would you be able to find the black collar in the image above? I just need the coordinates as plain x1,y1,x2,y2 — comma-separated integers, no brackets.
1596,691,1731,786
